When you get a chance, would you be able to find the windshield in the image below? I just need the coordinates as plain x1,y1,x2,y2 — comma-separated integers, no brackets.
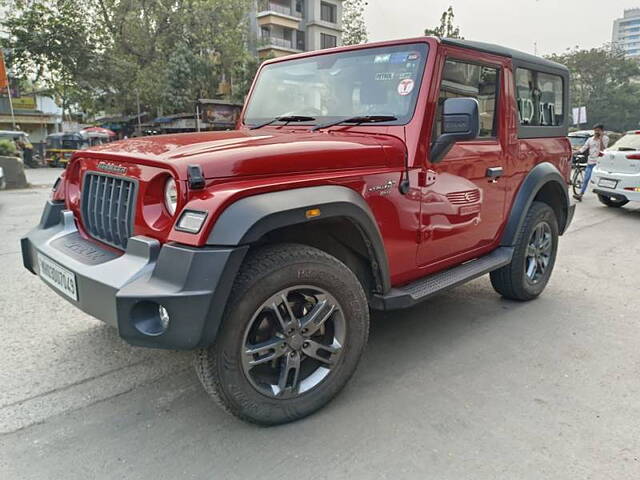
568,136,589,148
609,133,640,151
46,138,62,149
244,43,429,127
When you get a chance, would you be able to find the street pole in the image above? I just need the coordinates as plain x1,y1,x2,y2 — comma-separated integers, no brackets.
7,84,16,130
195,101,201,133
135,89,142,135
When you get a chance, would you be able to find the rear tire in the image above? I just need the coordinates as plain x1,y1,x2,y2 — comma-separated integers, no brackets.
597,194,629,208
194,243,369,425
490,201,559,301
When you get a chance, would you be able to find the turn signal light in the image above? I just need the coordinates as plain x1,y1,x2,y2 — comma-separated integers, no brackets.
305,208,321,219
176,210,207,233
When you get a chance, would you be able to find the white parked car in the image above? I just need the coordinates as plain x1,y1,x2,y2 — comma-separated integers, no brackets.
591,130,640,208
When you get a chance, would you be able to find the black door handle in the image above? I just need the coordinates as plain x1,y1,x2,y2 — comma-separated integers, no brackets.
486,167,504,178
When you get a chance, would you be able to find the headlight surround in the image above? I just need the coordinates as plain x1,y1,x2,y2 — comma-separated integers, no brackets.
164,177,178,215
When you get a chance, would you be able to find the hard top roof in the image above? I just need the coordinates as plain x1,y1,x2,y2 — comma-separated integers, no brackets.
441,38,569,73
0,130,28,136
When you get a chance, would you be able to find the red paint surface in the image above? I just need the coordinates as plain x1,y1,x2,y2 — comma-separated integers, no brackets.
62,37,571,288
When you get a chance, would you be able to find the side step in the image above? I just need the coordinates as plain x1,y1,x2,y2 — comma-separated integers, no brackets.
372,247,514,310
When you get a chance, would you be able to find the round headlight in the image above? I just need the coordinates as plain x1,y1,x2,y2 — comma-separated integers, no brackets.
164,177,178,215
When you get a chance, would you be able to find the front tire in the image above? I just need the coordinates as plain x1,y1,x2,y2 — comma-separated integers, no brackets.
490,201,559,301
597,194,629,208
195,244,369,425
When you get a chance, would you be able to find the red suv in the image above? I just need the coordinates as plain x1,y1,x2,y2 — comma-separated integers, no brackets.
22,37,574,425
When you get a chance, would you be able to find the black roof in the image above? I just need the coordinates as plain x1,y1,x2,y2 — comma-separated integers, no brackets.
440,38,569,74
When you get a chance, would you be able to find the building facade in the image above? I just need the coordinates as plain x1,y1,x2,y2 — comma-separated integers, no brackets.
612,8,640,59
252,0,344,59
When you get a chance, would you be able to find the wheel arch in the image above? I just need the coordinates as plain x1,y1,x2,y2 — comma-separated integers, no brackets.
207,185,391,295
501,162,572,246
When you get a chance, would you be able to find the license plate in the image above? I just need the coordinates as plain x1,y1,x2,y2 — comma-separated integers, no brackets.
598,178,618,189
38,254,78,301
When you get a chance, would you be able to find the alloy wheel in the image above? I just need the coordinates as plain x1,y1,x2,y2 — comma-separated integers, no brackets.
525,221,553,284
241,286,346,399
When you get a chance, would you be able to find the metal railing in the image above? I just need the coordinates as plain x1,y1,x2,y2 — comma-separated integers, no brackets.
258,1,301,18
260,36,294,49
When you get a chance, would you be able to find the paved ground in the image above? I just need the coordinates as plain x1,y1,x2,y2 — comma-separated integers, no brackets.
1,168,639,479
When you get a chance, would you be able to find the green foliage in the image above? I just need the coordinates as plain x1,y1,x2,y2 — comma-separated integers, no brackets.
0,139,18,157
424,6,463,39
1,0,101,116
342,0,368,46
547,45,640,132
1,0,257,117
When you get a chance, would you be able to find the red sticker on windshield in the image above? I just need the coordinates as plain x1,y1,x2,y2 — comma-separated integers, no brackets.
397,79,415,96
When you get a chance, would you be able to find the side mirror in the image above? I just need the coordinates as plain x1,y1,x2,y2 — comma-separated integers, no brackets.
430,97,480,163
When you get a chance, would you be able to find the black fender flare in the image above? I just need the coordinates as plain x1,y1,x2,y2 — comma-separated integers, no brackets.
207,185,391,293
500,162,571,246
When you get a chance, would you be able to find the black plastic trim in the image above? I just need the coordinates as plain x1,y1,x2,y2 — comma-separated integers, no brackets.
372,247,514,310
207,185,391,293
500,162,571,246
593,189,629,202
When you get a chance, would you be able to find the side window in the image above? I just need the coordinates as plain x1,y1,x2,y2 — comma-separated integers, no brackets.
434,59,499,140
515,68,564,127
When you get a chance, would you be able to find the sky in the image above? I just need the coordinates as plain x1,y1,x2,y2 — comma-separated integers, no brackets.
365,0,640,56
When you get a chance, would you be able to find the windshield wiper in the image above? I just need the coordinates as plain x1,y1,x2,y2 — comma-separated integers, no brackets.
250,115,316,130
311,115,398,132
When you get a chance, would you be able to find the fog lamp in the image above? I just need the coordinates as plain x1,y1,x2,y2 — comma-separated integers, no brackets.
176,210,207,233
158,305,170,331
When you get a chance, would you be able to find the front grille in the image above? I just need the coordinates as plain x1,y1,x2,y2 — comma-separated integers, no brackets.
81,172,137,250
446,189,481,205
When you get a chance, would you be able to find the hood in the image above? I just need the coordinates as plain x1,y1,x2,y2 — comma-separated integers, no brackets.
82,129,398,180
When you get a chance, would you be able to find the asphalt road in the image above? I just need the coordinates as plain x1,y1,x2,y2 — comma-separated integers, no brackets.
1,168,639,479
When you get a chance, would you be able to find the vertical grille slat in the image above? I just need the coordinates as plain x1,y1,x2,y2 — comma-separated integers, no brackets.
81,172,136,250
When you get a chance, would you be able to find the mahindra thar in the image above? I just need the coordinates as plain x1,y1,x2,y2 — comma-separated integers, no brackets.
22,37,574,425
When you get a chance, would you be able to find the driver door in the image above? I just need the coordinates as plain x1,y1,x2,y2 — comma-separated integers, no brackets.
417,56,508,268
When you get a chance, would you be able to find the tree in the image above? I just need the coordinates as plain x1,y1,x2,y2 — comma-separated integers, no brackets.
1,0,256,118
424,6,462,39
547,45,640,132
342,0,368,45
1,0,101,118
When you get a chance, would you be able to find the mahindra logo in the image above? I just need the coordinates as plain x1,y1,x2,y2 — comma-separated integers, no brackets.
465,192,475,202
97,162,127,175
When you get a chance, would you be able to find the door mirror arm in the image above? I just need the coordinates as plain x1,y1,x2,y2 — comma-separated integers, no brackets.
430,98,481,164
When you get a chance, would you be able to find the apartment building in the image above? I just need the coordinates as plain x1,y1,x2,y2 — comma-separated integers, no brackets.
612,8,640,59
251,0,344,58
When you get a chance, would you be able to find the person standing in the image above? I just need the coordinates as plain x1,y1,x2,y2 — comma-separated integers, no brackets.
574,124,609,201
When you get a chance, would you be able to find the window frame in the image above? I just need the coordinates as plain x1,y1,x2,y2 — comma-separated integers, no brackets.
433,56,503,143
320,32,337,49
320,1,337,23
513,59,569,139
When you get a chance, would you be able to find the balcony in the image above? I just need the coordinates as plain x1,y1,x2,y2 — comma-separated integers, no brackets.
260,36,294,50
257,1,302,30
258,1,301,17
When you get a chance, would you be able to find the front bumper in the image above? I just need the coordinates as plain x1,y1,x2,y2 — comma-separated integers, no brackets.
21,201,247,349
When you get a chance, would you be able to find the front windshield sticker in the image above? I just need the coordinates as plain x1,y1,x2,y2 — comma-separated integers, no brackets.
376,72,394,81
389,53,408,64
397,79,415,96
374,54,391,64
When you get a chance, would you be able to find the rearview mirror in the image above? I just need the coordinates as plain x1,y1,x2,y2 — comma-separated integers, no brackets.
430,98,480,163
